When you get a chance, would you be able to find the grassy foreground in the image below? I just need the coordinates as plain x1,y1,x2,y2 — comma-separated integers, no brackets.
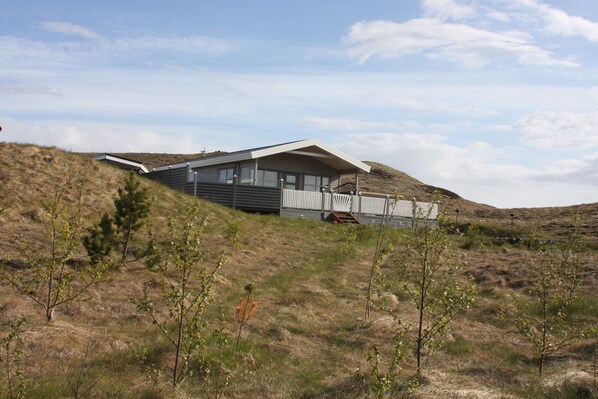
0,143,596,398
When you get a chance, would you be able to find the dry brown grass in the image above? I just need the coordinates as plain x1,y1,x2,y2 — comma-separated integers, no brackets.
0,143,596,398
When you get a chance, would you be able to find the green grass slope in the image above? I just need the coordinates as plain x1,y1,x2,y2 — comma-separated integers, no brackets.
0,143,596,398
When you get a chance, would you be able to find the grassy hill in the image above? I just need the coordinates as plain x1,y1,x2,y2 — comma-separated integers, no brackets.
1,143,597,398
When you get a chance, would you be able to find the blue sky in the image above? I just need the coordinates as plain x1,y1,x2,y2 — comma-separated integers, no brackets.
1,0,598,208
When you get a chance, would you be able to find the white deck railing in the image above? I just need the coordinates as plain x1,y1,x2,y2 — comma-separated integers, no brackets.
282,190,438,219
282,189,324,211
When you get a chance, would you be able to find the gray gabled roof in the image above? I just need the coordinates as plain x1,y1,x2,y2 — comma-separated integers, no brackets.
152,139,371,173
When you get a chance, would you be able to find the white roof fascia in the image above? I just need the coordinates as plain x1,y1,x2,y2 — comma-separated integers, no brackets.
315,140,371,173
95,154,149,173
151,139,371,173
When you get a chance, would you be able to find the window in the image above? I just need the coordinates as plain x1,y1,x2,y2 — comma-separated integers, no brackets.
304,175,317,191
256,170,279,187
240,166,254,185
283,173,298,190
217,167,235,184
304,175,331,192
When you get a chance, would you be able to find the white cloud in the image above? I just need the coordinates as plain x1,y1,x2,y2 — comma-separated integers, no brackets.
0,85,61,96
529,1,598,42
301,117,476,137
40,21,100,40
486,10,511,23
109,35,243,56
534,152,598,185
0,117,225,153
495,0,598,42
388,98,496,116
517,111,598,150
344,18,577,68
0,34,243,69
422,0,477,21
335,132,597,207
0,36,76,65
337,132,520,184
301,117,405,132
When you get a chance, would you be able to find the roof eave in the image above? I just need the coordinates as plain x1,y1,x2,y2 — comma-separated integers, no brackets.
252,139,371,173
151,139,370,174
95,154,149,173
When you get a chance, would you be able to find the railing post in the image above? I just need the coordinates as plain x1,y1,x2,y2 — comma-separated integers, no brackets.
279,179,284,215
358,191,362,218
330,191,334,212
350,191,353,214
193,171,198,197
232,174,237,209
321,188,326,219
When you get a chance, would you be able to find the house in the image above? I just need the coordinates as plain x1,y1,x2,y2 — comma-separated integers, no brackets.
93,153,149,174
146,139,437,226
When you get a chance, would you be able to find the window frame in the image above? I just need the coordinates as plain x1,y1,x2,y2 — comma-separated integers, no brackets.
217,167,235,184
303,174,331,192
239,165,255,185
256,169,279,188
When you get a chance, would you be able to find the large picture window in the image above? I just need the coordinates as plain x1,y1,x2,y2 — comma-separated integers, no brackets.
240,166,254,185
217,167,235,184
256,170,279,187
304,175,331,191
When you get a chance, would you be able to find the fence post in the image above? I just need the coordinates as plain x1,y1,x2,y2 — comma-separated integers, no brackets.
193,171,198,197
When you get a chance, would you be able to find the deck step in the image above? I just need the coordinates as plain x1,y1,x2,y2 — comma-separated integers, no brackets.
328,211,360,225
